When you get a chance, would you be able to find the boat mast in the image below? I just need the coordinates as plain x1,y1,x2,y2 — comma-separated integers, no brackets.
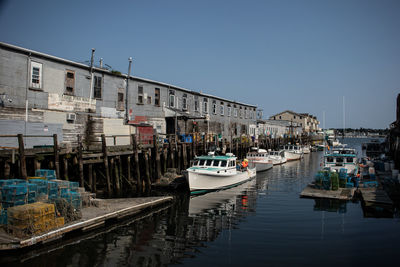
343,96,345,140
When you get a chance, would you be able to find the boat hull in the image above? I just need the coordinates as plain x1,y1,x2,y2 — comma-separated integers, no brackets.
253,161,273,172
284,151,302,161
188,168,256,194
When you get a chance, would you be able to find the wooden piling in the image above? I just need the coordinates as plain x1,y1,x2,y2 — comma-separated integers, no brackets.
53,134,60,180
132,134,142,193
144,150,151,189
114,156,121,196
63,156,68,180
77,135,84,188
153,135,161,181
17,134,27,180
101,134,112,197
92,167,97,194
163,148,168,174
88,164,93,192
182,143,188,170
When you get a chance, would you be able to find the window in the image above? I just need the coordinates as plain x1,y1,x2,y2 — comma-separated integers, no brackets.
64,70,75,95
169,90,175,108
227,106,231,117
221,161,227,167
212,100,217,114
182,94,188,110
117,90,124,111
138,85,144,104
245,108,248,119
147,96,152,104
220,102,224,116
279,116,282,119
239,107,243,118
213,160,220,167
94,76,102,99
30,62,43,89
234,107,238,117
294,115,296,119
205,159,212,166
194,96,199,112
154,88,160,106
203,98,208,114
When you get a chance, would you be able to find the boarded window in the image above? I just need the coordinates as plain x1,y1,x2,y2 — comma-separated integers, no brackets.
94,76,102,99
155,88,160,106
117,88,124,111
65,70,75,95
182,94,188,110
194,96,199,111
169,90,175,108
138,85,144,104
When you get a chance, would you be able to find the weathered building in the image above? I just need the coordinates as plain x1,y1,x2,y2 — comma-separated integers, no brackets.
257,119,302,139
0,42,257,148
269,110,320,134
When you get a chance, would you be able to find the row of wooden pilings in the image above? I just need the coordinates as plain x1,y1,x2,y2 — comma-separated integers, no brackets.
0,133,310,197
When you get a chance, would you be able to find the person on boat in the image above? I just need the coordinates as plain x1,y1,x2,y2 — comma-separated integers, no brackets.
241,159,249,170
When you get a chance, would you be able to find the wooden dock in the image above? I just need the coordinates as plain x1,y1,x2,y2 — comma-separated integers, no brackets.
358,187,393,206
300,184,356,200
0,196,173,251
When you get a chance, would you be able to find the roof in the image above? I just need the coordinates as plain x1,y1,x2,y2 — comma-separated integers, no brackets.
164,107,206,119
0,41,257,109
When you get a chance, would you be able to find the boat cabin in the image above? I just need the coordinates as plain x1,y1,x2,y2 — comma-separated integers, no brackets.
190,155,237,169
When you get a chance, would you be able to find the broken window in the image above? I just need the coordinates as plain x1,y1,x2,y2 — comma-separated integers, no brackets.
65,70,75,95
154,88,160,106
94,76,102,99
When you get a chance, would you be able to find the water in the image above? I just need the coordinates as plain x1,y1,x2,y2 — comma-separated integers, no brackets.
2,138,399,266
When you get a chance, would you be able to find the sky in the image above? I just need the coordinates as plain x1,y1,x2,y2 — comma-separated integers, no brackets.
0,0,399,129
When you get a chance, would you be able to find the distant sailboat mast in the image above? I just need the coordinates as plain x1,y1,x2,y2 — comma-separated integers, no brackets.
343,96,345,140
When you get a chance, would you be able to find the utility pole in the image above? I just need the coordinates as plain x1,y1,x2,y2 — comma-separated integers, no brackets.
89,48,95,102
125,57,133,123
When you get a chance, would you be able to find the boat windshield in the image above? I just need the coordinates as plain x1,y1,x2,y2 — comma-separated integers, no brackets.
192,160,199,166
213,160,220,167
199,159,206,166
327,157,334,163
336,157,344,163
205,160,213,166
220,160,227,167
346,157,354,163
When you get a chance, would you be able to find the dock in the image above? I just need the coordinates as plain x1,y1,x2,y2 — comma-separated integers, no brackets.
358,187,393,206
300,184,356,200
0,196,173,251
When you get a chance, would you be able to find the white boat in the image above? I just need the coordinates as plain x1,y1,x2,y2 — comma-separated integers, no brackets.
302,145,311,154
267,150,287,165
281,145,304,161
246,148,273,172
187,152,256,194
324,146,358,175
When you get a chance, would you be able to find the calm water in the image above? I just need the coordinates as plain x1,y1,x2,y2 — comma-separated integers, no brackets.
3,138,399,267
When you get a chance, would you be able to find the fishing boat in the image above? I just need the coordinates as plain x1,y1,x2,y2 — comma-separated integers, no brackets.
302,145,311,154
246,148,273,172
187,152,256,195
323,146,358,175
267,150,287,165
281,144,303,161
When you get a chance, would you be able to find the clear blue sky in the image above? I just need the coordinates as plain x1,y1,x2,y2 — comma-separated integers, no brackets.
1,0,399,129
